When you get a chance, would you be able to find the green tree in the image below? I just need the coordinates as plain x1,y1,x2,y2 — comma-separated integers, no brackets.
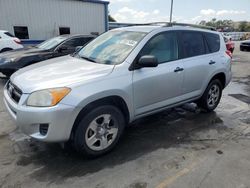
108,15,116,22
238,21,250,32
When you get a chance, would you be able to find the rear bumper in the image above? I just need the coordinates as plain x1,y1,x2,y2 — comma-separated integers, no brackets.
3,85,78,142
225,71,232,87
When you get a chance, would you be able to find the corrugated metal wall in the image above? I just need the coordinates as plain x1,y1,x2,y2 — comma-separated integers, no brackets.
0,0,106,39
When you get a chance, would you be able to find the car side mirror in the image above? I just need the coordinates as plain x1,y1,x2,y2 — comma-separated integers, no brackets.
75,46,82,52
137,55,158,68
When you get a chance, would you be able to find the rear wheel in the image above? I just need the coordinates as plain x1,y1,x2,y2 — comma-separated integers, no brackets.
73,105,125,157
197,79,222,112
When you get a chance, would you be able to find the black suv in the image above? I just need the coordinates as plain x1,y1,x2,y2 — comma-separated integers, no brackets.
0,34,94,77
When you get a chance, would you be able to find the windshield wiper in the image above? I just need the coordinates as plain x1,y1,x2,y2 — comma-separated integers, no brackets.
80,56,97,63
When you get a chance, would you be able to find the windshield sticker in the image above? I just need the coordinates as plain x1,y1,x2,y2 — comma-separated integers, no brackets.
119,39,138,47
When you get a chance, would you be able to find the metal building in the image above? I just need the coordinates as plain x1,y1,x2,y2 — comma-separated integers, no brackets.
0,0,109,41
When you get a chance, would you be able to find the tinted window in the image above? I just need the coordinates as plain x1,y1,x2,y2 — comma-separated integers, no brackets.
14,26,29,39
4,32,15,38
181,32,205,58
140,32,178,64
62,37,94,47
205,33,220,53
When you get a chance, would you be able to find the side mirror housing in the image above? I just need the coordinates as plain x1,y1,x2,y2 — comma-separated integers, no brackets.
137,55,158,68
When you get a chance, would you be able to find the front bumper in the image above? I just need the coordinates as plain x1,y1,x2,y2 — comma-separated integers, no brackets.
3,85,78,142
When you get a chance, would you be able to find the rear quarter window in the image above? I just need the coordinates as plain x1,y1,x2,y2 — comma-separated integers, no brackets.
204,33,220,53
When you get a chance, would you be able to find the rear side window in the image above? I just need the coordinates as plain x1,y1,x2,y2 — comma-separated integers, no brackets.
4,32,14,37
139,32,178,64
181,32,206,58
204,33,220,53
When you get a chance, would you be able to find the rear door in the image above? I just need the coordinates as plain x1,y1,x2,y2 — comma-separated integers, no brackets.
132,31,184,115
178,31,216,99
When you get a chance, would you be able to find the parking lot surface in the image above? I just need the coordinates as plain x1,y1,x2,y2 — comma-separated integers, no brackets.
0,42,250,188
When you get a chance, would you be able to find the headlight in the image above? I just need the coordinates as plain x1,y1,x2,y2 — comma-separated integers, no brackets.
27,87,71,107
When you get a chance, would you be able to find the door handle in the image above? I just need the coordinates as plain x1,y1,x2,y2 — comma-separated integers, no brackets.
174,67,184,72
209,60,216,65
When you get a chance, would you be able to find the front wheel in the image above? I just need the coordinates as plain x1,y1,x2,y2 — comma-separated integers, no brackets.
73,105,125,157
197,79,222,112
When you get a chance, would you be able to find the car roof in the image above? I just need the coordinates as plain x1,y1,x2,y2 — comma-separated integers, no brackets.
0,30,8,33
112,25,219,35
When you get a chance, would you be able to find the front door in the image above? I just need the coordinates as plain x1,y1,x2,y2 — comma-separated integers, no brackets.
132,32,184,116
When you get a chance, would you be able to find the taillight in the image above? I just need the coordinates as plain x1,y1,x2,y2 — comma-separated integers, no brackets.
226,50,232,59
14,38,21,44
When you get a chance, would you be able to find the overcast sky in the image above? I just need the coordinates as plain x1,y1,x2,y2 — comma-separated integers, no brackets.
109,0,250,23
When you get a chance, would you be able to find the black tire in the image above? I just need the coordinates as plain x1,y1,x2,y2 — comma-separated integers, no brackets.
0,48,13,53
240,47,244,51
197,79,223,112
73,105,125,157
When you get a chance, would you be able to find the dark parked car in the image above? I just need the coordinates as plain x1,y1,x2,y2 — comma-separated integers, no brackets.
0,34,94,77
240,40,250,51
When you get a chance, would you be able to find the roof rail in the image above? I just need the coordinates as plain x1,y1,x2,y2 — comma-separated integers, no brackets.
171,23,216,31
143,22,216,31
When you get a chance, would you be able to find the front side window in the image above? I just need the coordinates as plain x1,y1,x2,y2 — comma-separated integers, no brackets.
62,37,94,48
139,32,178,64
37,36,66,50
77,30,146,65
181,32,206,58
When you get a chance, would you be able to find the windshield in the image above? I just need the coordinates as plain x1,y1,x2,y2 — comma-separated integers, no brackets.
37,36,66,50
77,30,146,65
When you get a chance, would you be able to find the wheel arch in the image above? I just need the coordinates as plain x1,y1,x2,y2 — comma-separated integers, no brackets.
70,95,131,140
0,47,13,53
209,72,226,89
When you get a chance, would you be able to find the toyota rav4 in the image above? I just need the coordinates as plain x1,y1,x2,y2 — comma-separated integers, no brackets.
4,25,232,157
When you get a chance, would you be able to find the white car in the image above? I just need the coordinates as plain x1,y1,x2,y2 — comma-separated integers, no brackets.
0,30,23,53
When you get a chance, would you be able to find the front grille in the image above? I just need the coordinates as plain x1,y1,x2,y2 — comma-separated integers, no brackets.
7,81,22,103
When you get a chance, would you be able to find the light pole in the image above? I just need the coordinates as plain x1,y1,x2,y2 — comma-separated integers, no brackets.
169,0,174,23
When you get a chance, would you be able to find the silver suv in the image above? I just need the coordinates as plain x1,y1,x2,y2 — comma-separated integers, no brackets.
4,25,232,157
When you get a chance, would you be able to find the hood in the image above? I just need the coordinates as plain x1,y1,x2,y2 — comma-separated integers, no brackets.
0,47,46,63
11,55,114,93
